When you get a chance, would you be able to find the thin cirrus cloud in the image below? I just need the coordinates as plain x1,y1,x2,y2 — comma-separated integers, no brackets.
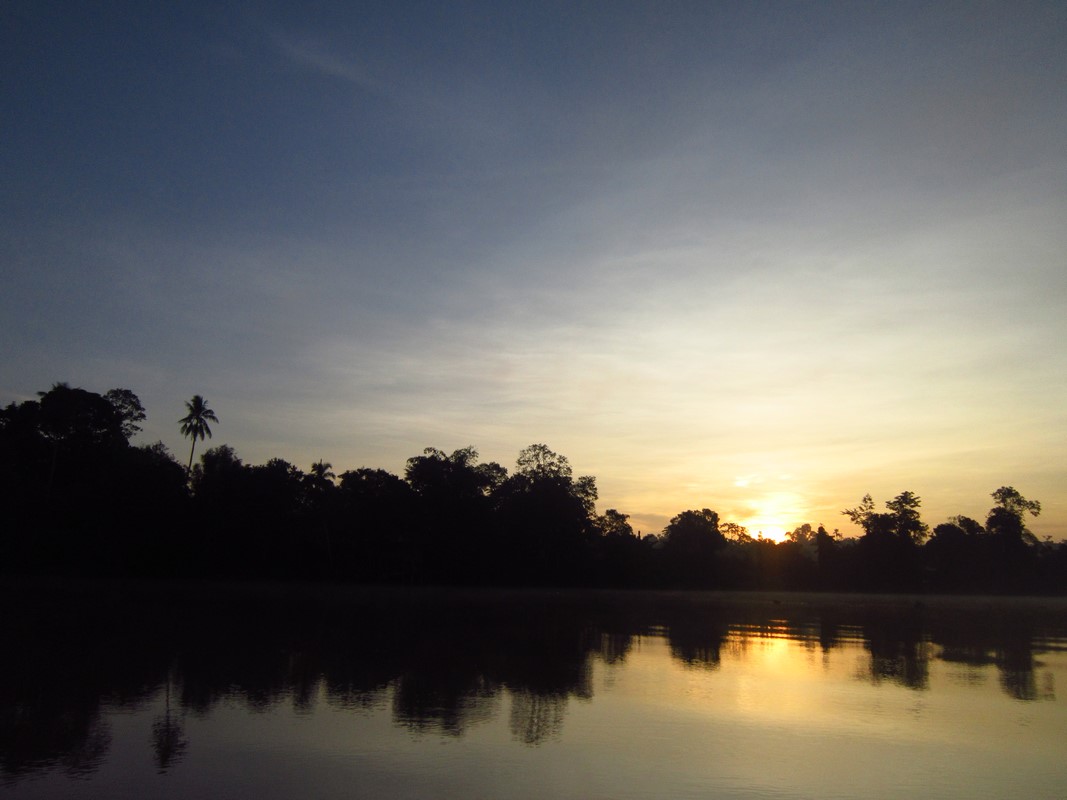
1,3,1064,541
271,33,385,96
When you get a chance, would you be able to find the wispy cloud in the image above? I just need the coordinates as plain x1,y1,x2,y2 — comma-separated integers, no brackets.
4,3,1066,542
270,32,383,94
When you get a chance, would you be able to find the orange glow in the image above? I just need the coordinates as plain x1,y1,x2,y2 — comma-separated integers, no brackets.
736,489,806,543
747,523,787,543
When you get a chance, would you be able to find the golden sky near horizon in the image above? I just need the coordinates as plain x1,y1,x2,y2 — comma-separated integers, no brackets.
2,3,1065,542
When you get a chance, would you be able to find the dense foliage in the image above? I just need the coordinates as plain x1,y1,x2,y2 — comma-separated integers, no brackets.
2,384,1064,592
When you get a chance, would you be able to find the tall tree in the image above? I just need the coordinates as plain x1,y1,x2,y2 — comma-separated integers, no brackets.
104,388,147,440
178,395,219,471
493,445,598,586
885,491,929,544
660,508,726,588
36,383,129,493
986,486,1042,547
843,491,925,591
404,446,506,583
308,460,336,485
662,509,724,554
990,486,1042,521
38,382,127,450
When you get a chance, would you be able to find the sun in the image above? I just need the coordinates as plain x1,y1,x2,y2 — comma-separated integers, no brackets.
746,521,788,543
736,490,806,543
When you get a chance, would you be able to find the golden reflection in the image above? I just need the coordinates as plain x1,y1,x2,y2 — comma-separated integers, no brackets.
620,625,912,734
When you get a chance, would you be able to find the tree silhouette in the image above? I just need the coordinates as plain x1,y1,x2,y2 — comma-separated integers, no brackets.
308,460,335,485
494,445,599,585
985,486,1043,591
661,509,725,587
34,383,132,496
990,486,1042,525
885,491,929,544
103,388,146,439
842,492,926,590
405,447,505,584
5,378,1066,592
178,395,219,471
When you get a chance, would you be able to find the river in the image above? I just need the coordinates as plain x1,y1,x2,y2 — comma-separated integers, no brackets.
2,581,1065,798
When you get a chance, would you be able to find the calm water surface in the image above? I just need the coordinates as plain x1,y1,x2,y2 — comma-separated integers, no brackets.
2,582,1065,799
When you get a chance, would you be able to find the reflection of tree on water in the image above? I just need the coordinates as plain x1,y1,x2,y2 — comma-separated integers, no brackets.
1,585,1065,785
933,609,1057,702
389,595,598,742
392,672,499,736
0,585,113,783
509,689,568,745
151,666,188,773
598,631,634,665
667,617,728,669
995,630,1050,702
0,704,111,784
862,613,930,690
999,659,1040,701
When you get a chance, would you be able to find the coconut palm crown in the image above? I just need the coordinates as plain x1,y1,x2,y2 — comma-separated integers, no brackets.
178,395,219,471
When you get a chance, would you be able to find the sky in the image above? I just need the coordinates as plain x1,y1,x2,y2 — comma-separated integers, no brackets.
3,1,1066,541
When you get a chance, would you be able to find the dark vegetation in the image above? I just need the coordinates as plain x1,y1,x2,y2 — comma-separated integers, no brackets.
2,383,1065,593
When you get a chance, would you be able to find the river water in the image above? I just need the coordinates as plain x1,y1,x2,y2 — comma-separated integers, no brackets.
2,582,1065,798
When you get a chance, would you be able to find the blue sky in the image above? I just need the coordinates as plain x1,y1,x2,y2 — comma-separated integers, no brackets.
3,1,1065,539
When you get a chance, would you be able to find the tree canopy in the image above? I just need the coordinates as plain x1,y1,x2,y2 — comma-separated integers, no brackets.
178,395,219,471
2,382,1064,594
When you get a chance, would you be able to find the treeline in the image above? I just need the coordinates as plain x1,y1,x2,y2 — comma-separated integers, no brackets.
2,383,1065,593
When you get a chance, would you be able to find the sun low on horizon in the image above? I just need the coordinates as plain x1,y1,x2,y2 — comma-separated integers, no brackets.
1,2,1065,543
730,480,806,543
744,524,789,544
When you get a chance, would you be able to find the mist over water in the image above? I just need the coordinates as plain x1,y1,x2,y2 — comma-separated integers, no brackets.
3,582,1066,799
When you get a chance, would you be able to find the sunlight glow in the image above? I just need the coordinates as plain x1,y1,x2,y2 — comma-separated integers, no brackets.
749,524,787,543
738,490,807,542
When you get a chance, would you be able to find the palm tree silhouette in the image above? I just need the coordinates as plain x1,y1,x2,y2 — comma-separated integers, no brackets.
178,395,219,471
309,460,335,485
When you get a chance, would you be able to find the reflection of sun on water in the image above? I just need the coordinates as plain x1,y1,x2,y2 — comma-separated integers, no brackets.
658,631,831,721
731,633,831,721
